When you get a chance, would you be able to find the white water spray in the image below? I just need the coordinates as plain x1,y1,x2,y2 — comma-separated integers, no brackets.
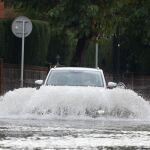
0,86,150,119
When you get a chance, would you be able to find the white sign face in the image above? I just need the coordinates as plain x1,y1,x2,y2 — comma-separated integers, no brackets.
12,16,32,38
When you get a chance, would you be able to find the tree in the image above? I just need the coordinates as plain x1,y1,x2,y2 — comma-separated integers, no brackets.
114,0,150,74
4,0,150,73
5,0,125,66
47,0,122,66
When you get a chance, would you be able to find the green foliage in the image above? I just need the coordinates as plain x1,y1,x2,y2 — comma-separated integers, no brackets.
3,0,150,74
4,0,127,66
0,18,20,63
48,0,118,38
81,39,113,72
7,0,122,39
116,0,150,74
4,0,55,20
99,39,113,72
81,41,95,67
25,20,50,65
47,29,76,66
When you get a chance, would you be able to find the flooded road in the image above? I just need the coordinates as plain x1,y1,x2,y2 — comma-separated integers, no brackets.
0,87,150,149
0,118,150,149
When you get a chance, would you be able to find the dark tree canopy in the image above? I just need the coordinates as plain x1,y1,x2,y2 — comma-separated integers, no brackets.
3,0,150,74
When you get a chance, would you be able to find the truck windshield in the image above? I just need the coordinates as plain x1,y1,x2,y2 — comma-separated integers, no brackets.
46,70,104,87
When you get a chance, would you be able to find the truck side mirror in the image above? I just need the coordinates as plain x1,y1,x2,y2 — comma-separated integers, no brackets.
35,80,43,85
107,82,117,89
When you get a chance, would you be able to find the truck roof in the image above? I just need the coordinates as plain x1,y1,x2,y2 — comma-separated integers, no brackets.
51,67,103,72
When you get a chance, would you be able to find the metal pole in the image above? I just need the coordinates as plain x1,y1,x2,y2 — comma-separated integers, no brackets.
21,20,25,88
95,37,98,68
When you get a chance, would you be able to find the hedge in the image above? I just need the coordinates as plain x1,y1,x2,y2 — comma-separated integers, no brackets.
0,18,113,71
0,18,50,65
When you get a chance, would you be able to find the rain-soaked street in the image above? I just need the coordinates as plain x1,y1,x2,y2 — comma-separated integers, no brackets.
0,118,150,149
0,87,150,149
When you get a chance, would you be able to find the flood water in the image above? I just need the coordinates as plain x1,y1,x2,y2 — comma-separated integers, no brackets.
0,87,150,149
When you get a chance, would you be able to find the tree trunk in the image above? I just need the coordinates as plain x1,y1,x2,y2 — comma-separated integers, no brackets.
71,36,87,66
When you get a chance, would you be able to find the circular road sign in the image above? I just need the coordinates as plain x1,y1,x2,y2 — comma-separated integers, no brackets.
12,16,32,38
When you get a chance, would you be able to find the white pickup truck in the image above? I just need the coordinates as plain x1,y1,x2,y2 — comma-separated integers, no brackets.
33,67,129,117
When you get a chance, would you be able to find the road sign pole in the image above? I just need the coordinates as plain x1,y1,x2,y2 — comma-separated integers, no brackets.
11,16,32,88
21,20,25,88
95,42,98,68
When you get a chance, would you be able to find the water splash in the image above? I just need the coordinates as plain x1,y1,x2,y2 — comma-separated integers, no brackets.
0,86,150,119
0,88,36,115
